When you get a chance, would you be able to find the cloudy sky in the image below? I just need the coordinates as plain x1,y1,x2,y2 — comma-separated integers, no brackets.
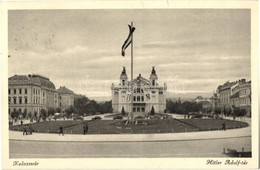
8,9,250,100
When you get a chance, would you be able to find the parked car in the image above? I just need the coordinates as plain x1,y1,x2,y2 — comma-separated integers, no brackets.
92,116,102,120
191,114,203,119
135,116,145,120
73,116,84,120
113,115,123,120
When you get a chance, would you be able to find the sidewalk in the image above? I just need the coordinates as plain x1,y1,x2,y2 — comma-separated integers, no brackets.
9,122,251,142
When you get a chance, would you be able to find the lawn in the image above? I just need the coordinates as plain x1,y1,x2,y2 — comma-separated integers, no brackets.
9,119,248,134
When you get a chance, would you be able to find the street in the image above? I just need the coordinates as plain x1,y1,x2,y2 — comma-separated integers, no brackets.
10,136,250,158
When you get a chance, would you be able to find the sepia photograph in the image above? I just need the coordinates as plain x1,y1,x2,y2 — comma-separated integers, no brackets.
1,1,259,169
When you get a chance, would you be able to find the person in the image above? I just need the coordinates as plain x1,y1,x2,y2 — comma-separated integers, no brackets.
23,125,27,135
83,126,86,135
29,125,33,135
59,126,64,136
85,123,88,134
222,122,226,131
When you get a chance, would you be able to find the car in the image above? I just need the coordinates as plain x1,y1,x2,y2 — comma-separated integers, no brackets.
135,116,145,120
73,116,84,120
191,115,203,119
113,115,123,120
92,116,102,120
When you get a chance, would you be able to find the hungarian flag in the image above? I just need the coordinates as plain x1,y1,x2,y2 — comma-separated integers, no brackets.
121,24,135,57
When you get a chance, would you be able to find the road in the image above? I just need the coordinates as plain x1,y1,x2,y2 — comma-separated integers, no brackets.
10,136,250,158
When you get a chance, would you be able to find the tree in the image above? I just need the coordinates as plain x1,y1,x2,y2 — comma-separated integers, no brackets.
65,106,74,116
215,107,221,115
28,112,32,119
48,107,55,115
150,106,155,115
233,107,240,117
10,111,19,119
56,107,62,113
22,111,27,119
40,109,47,121
121,106,126,115
239,108,247,117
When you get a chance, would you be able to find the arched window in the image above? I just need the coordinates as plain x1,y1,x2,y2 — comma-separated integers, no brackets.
13,97,17,104
152,80,155,86
19,97,22,104
137,96,140,101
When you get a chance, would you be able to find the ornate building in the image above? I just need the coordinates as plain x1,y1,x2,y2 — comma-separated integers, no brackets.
111,67,167,116
8,74,59,116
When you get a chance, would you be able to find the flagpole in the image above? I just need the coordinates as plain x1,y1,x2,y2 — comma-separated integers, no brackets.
130,21,134,120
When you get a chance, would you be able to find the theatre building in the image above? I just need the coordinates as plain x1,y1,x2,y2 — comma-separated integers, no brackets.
111,67,167,116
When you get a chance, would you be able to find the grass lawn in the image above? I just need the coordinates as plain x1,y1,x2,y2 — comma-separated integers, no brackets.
9,119,248,134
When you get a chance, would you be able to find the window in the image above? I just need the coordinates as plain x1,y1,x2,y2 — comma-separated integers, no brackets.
134,96,136,101
122,80,125,86
137,108,140,112
24,108,27,114
13,97,16,104
133,107,136,112
19,97,22,104
43,92,45,97
137,96,140,101
8,97,11,103
25,97,28,104
25,89,27,94
152,80,155,86
141,107,145,112
19,108,21,113
19,89,22,94
159,91,163,94
8,89,10,94
33,89,35,94
14,89,16,94
141,96,144,101
137,88,140,93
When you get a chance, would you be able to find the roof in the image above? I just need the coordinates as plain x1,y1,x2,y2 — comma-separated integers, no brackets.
57,86,74,95
195,96,203,100
230,91,239,99
9,74,56,89
129,74,150,86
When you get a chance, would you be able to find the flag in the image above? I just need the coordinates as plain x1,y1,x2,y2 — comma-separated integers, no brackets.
121,24,135,57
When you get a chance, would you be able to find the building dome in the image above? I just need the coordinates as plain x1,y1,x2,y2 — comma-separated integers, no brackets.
31,74,56,89
120,66,128,80
149,66,158,80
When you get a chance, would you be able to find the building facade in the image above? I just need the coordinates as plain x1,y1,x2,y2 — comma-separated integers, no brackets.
216,79,251,116
57,86,75,111
230,80,251,112
111,67,167,116
8,74,59,116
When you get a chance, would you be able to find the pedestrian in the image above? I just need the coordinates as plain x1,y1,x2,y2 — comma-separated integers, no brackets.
83,126,86,135
29,125,33,135
59,126,64,136
22,125,27,135
85,123,88,134
222,122,226,131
